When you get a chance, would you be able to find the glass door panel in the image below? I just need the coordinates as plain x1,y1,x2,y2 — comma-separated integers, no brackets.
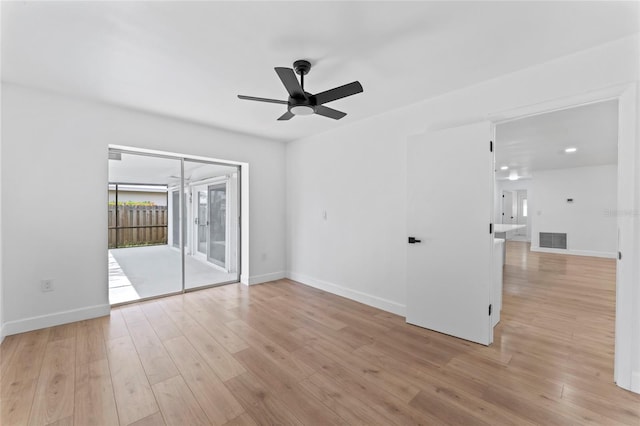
208,184,226,267
184,160,239,290
108,151,182,304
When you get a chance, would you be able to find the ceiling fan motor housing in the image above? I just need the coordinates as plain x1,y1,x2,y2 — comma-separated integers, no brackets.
293,60,311,76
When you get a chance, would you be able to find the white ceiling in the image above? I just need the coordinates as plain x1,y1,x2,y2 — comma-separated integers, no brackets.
2,2,638,142
495,100,618,181
109,152,237,185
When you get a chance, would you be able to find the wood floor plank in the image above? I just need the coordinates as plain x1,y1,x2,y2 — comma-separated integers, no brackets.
181,298,249,354
128,411,166,426
48,323,77,342
1,377,39,426
139,301,183,342
225,372,304,426
226,319,315,380
300,372,390,425
0,334,20,377
44,416,73,426
222,413,257,426
106,335,158,425
124,315,180,385
76,318,107,366
100,309,129,341
163,335,244,424
310,337,421,403
1,329,50,426
152,375,210,426
29,338,76,426
159,301,246,381
74,359,119,426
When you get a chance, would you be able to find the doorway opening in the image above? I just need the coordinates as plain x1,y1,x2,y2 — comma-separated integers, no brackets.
492,99,620,385
108,149,241,305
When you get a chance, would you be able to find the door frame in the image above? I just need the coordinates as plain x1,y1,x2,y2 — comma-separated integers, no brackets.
108,145,248,304
488,82,638,392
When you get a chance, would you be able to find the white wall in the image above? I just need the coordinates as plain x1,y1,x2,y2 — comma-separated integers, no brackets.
286,34,640,392
1,84,287,335
494,179,533,241
530,165,617,257
0,80,3,342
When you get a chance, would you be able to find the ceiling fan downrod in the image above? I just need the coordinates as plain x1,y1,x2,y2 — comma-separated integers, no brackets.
293,59,311,92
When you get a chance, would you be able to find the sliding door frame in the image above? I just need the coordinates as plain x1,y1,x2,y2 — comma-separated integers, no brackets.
108,147,242,305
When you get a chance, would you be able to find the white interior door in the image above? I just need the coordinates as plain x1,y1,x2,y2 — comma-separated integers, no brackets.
407,121,494,345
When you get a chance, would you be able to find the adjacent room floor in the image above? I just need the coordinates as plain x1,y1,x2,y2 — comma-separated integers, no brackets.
109,245,237,304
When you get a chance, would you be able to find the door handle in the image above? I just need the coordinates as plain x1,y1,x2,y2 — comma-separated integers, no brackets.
408,237,421,244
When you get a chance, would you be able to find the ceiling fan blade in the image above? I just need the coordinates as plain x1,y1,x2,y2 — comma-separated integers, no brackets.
278,111,295,121
314,81,363,105
315,105,347,120
275,67,305,99
238,95,288,105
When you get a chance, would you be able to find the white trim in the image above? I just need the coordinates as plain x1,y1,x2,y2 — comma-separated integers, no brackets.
2,304,110,336
530,246,617,259
287,272,406,317
248,271,286,285
632,372,640,394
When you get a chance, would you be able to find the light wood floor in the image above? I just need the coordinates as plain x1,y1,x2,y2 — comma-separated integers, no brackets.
2,241,639,425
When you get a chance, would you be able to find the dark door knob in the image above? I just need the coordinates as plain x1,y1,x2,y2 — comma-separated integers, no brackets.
408,237,421,244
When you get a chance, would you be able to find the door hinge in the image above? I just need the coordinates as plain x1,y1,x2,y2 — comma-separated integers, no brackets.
490,141,493,152
489,304,492,316
489,223,493,234
618,251,622,260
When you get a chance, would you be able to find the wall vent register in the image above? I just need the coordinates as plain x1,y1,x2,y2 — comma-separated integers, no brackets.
539,232,567,249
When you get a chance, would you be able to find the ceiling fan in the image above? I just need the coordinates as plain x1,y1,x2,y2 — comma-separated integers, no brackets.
237,59,363,121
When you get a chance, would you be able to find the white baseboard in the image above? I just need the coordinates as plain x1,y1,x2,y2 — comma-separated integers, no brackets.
2,304,110,337
249,271,286,285
530,246,616,259
287,272,406,317
632,372,640,394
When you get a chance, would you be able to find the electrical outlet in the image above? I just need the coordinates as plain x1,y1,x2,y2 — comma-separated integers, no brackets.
41,279,54,292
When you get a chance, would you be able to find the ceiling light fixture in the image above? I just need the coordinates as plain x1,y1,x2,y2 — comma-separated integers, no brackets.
290,105,315,116
565,147,577,153
500,166,509,170
508,170,519,181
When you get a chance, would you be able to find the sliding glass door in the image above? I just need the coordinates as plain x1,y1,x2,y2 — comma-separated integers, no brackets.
108,149,240,304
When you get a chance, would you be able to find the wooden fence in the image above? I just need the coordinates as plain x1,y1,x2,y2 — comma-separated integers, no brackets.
108,205,168,248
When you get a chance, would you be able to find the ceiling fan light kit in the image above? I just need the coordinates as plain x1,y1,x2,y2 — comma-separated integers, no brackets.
238,59,363,121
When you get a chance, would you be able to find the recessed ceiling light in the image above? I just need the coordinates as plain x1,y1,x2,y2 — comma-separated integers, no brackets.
500,166,509,170
565,147,577,153
508,170,519,181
